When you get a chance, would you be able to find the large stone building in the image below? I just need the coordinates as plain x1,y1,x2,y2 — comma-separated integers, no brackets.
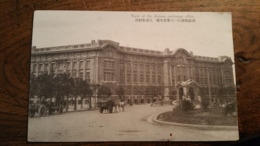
31,40,235,103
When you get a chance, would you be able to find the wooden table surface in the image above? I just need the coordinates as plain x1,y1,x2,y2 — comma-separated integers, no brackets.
0,0,259,145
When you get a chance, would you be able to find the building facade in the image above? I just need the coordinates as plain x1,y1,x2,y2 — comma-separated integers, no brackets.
31,40,235,103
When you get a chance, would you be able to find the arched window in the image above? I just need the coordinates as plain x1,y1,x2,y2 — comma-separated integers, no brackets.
105,50,113,57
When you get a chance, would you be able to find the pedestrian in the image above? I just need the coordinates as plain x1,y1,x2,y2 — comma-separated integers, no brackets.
151,96,156,106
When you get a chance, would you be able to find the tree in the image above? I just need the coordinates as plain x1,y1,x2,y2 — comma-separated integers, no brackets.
97,86,112,99
115,85,125,101
30,74,55,101
71,78,82,110
217,84,236,106
78,79,93,109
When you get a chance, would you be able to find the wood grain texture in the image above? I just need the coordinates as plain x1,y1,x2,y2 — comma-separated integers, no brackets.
0,0,259,145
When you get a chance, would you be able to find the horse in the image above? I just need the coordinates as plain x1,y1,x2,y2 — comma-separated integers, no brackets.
114,100,126,112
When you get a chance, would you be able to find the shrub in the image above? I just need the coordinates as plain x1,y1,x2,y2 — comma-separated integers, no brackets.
181,99,195,112
201,97,210,110
224,101,236,116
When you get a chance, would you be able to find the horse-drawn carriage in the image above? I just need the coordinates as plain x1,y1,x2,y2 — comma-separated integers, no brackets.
29,98,63,117
97,99,116,113
97,98,126,113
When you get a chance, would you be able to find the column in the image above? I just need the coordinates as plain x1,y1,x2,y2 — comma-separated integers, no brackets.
96,57,99,83
30,64,33,75
155,65,158,85
149,64,152,85
124,63,127,85
63,62,66,73
76,60,79,78
170,65,172,86
48,62,51,75
174,65,177,89
187,66,190,80
144,64,146,84
70,61,73,78
83,60,86,80
36,63,39,77
131,61,134,100
207,68,212,104
137,63,139,85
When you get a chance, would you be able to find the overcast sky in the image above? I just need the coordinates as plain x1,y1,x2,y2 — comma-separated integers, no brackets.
32,11,236,79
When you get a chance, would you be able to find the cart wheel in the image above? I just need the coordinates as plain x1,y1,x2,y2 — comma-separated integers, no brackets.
29,109,35,117
38,106,46,117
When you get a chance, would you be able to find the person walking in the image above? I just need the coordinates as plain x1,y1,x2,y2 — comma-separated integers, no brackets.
151,96,156,106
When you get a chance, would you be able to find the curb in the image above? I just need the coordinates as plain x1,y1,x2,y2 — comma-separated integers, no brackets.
151,113,239,130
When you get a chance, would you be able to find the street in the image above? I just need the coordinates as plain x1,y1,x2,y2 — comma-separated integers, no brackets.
28,104,238,141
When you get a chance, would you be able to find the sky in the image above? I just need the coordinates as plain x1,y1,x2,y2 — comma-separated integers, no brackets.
32,11,236,80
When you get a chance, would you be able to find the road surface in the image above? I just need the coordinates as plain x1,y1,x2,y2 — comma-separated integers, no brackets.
28,104,238,141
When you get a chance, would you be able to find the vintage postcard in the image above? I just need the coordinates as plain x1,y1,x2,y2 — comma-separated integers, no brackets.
28,11,239,141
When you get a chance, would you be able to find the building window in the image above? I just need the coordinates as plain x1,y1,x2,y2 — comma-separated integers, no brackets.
72,71,76,78
152,65,155,73
140,74,143,82
134,74,137,82
120,73,124,83
79,61,83,69
66,62,71,70
104,72,114,81
72,62,77,70
140,64,144,71
172,66,175,76
127,63,131,71
157,65,161,74
120,63,124,71
177,67,180,74
146,75,149,83
158,75,161,83
86,61,90,69
86,72,90,82
146,65,150,72
152,75,155,83
104,60,114,69
127,74,131,82
196,77,199,83
32,64,37,73
105,51,113,57
134,64,138,71
79,72,83,79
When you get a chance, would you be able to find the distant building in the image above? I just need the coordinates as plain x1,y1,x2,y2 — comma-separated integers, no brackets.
31,40,235,104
